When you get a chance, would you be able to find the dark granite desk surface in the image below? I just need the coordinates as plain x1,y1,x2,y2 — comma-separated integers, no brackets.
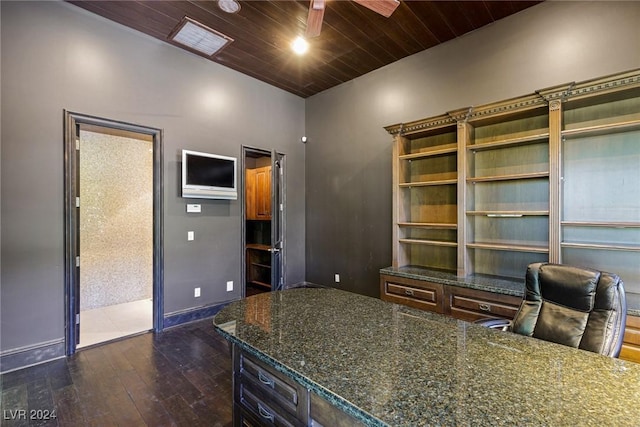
381,266,640,317
214,288,640,427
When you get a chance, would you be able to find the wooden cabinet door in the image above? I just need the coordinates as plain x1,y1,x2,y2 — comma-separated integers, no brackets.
255,166,271,220
246,166,271,220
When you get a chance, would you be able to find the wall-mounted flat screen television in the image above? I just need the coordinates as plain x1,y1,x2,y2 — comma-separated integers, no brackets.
182,149,237,200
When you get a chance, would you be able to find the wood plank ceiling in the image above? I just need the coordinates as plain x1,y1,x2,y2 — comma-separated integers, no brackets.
67,0,542,98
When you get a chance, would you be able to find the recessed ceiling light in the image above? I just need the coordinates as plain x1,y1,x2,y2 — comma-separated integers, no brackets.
291,36,309,55
218,0,241,14
169,17,233,56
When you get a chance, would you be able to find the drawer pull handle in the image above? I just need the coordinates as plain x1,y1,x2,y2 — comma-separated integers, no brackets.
258,371,275,389
257,403,275,422
404,289,415,296
479,303,491,312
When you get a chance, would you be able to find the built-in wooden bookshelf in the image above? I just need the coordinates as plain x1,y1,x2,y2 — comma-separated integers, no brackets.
392,118,459,272
463,100,551,279
558,75,640,292
385,68,640,292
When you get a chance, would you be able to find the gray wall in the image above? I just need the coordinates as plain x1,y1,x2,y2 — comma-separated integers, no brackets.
305,1,640,297
0,1,305,353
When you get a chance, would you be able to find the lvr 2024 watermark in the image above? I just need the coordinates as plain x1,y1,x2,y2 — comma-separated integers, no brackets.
3,409,57,421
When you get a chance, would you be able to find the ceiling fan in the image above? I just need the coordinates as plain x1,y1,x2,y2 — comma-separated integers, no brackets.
305,0,401,38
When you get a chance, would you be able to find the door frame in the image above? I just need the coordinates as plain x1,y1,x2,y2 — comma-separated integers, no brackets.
241,146,286,296
270,149,285,291
63,110,164,355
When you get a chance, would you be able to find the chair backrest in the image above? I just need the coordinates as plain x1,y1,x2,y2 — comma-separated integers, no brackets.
511,262,627,357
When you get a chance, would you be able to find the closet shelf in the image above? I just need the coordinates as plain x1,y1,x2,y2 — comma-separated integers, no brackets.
246,243,271,251
249,280,271,289
251,263,271,269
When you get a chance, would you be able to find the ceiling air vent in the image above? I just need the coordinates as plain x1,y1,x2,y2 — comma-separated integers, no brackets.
169,17,233,57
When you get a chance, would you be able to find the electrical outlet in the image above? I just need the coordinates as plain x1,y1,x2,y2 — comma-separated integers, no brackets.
227,281,233,292
335,274,340,283
194,287,201,297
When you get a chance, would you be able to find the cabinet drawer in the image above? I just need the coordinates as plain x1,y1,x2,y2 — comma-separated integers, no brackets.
380,275,444,313
446,287,521,322
239,387,302,427
620,345,640,363
450,295,519,319
387,283,437,303
624,315,640,342
241,356,298,409
236,351,305,419
623,327,640,346
621,315,640,363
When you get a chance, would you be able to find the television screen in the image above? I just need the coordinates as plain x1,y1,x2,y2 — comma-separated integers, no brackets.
182,150,237,200
185,153,234,188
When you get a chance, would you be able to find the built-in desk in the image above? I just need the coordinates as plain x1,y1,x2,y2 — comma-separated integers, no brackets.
380,266,640,315
214,288,640,426
381,266,640,363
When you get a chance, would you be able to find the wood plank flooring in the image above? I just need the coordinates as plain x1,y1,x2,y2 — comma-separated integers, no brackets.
0,318,233,426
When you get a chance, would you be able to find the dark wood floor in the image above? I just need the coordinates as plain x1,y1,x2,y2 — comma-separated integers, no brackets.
0,318,233,426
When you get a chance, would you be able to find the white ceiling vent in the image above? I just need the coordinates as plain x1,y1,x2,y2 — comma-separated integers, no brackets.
169,17,233,57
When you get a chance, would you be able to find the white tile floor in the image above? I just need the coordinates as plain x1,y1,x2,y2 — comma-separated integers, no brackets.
79,298,153,348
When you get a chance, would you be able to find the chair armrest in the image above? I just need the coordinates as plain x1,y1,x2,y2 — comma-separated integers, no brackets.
474,317,512,331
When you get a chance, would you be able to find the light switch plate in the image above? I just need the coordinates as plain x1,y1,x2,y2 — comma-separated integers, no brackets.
227,281,233,292
187,231,195,241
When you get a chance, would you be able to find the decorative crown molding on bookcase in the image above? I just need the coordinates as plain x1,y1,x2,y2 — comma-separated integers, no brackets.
385,68,640,136
384,113,456,136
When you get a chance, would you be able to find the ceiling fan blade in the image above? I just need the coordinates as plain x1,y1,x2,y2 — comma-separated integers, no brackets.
353,0,400,18
305,0,325,38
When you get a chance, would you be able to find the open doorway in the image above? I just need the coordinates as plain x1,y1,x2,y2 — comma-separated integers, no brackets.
242,147,285,297
64,112,163,354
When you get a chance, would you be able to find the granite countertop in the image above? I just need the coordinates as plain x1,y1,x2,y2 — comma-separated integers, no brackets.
380,266,640,317
214,288,640,426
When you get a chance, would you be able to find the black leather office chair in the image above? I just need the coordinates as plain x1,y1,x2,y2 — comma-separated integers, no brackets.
478,262,627,358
